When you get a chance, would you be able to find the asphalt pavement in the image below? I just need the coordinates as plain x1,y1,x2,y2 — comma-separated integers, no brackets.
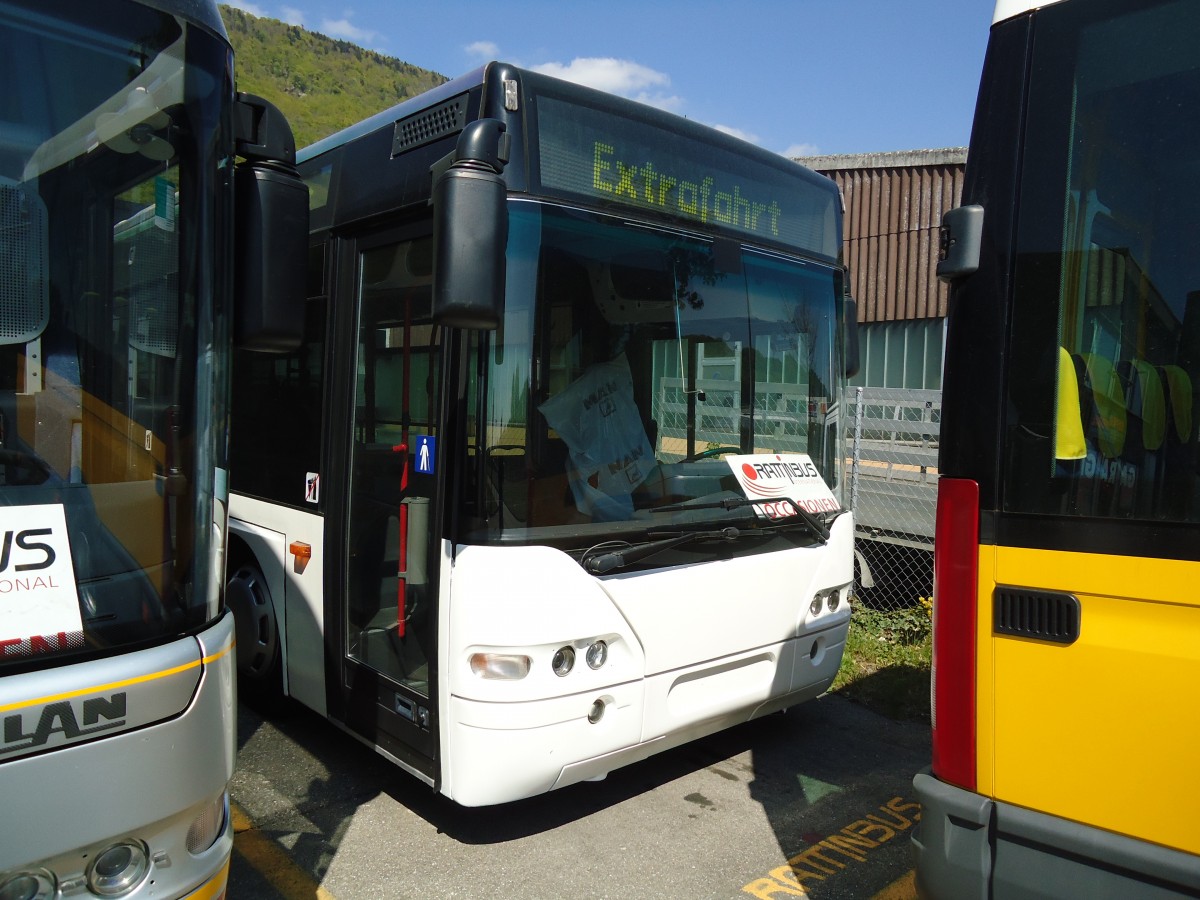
229,689,928,900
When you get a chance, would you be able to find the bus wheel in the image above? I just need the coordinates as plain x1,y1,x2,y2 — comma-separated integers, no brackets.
227,561,283,705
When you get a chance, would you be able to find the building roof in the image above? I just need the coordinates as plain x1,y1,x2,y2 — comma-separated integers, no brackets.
793,147,967,172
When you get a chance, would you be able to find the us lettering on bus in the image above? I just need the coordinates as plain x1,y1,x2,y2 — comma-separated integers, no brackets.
0,528,56,573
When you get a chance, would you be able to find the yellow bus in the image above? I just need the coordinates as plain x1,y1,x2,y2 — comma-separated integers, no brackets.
913,0,1200,896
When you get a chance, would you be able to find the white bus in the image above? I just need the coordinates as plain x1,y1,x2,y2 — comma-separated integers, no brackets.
0,1,305,897
227,62,857,806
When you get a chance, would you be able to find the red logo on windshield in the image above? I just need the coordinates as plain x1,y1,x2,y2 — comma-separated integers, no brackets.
742,464,758,480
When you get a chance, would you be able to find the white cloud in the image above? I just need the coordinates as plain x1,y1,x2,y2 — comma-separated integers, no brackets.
466,41,500,60
319,15,378,45
712,124,760,145
225,0,269,16
280,6,305,25
784,142,822,158
531,58,683,113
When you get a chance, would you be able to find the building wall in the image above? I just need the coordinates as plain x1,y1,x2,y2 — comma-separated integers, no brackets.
796,148,967,390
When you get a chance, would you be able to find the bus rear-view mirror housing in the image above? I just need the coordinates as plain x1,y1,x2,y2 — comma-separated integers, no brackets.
836,266,860,378
936,204,984,282
233,93,309,352
432,119,510,330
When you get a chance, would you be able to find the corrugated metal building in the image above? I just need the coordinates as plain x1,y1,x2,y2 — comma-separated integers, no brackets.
797,148,967,390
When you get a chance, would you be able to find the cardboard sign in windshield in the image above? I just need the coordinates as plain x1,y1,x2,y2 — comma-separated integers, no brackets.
726,453,840,521
0,504,83,657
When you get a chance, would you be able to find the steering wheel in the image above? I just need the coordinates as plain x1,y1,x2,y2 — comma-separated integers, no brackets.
683,445,740,462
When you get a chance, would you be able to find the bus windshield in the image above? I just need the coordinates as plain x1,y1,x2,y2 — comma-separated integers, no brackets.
0,0,229,667
467,200,844,541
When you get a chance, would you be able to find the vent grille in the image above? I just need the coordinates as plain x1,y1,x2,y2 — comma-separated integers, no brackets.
994,588,1080,644
0,180,49,344
392,94,467,156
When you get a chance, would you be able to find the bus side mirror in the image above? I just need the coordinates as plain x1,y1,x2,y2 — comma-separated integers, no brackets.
432,119,510,330
842,296,861,378
836,267,860,378
937,205,984,282
233,93,309,352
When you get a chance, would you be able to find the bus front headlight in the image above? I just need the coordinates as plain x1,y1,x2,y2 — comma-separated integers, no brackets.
0,869,56,900
586,640,608,669
551,646,576,676
86,841,149,897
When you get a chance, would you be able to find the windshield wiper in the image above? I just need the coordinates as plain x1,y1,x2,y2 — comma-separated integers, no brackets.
653,494,836,544
581,526,742,575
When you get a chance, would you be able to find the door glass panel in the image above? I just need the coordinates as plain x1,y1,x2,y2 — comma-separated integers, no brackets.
346,236,438,695
1004,0,1200,523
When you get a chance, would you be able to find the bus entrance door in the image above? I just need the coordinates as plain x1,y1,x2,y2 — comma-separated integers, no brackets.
340,234,440,775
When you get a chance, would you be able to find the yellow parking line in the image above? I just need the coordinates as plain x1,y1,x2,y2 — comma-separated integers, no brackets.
871,869,916,900
231,801,337,900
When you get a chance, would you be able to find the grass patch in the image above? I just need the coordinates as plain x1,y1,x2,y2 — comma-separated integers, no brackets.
831,600,932,723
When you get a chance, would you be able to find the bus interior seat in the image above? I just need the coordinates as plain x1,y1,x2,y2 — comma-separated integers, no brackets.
1074,351,1127,458
1116,359,1165,453
1069,352,1097,452
1056,347,1087,461
1158,364,1193,444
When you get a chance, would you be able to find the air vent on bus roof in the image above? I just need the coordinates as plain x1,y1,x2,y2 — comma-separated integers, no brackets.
391,94,468,157
994,587,1081,645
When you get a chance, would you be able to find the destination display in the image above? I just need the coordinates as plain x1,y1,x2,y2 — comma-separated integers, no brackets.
535,93,839,261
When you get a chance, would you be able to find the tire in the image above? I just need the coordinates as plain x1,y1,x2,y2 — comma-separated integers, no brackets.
226,559,284,711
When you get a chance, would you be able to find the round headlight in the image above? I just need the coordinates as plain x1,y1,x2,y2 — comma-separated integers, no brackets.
809,596,823,616
87,841,150,897
586,640,608,669
0,870,56,900
826,590,841,611
552,646,575,677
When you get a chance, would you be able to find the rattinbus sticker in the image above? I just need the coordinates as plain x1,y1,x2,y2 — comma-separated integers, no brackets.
0,504,84,657
726,453,840,520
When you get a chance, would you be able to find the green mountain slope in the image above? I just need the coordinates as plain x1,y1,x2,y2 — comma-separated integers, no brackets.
220,5,448,149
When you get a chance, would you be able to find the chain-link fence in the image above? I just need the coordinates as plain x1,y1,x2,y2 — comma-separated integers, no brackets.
847,387,940,611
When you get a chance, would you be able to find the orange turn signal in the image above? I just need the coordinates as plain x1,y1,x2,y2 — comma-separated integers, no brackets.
289,541,312,560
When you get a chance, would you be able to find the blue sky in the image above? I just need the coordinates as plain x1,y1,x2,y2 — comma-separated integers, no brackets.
225,0,994,157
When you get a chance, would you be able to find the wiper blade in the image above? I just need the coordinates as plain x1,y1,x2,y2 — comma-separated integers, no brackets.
653,494,835,544
581,526,742,575
657,501,758,513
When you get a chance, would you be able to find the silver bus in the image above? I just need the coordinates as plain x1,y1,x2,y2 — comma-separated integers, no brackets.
0,1,305,896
